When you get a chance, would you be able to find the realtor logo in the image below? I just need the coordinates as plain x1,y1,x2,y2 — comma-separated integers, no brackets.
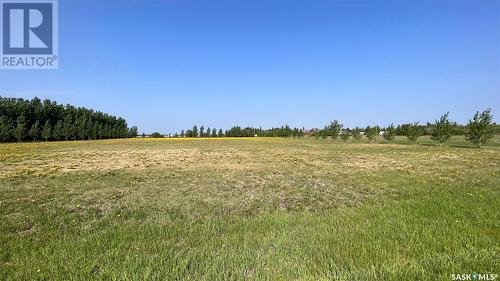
1,0,58,69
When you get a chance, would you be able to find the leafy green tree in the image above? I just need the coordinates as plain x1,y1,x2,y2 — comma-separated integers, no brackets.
151,132,163,138
128,126,138,138
181,130,185,138
327,120,342,140
29,120,41,141
382,124,396,141
0,97,137,142
0,116,14,142
465,109,495,148
200,126,205,137
365,126,379,141
351,127,362,141
63,115,73,141
92,122,99,140
406,122,423,144
15,116,27,142
96,123,104,139
431,112,453,145
218,129,224,137
42,120,52,141
211,128,217,137
85,119,94,140
76,115,88,140
193,125,198,137
320,129,328,139
53,120,63,141
340,130,350,141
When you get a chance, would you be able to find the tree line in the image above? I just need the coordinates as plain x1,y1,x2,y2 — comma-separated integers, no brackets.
0,97,138,142
165,109,496,148
314,110,496,148
157,125,306,138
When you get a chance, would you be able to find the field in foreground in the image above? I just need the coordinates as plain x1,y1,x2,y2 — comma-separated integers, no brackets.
0,137,499,280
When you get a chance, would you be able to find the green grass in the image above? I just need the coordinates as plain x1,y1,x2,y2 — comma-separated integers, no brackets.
1,136,499,280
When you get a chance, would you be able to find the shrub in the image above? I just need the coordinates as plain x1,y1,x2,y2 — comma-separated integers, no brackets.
340,130,350,141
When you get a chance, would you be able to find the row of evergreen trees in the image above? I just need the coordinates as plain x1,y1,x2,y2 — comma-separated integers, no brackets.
0,97,138,142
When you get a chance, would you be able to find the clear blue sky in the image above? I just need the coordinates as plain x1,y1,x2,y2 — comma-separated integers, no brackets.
1,0,499,133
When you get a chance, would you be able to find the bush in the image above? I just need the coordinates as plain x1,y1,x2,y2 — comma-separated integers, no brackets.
150,132,163,138
340,130,350,141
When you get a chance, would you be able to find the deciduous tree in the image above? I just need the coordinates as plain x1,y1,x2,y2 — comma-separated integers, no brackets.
193,126,198,137
0,116,14,142
382,124,396,141
42,120,52,141
431,112,453,145
406,122,423,144
29,120,41,141
351,127,362,141
15,116,27,142
365,126,379,141
53,120,63,141
466,109,494,148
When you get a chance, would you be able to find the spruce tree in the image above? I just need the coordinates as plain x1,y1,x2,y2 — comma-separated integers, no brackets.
211,128,217,137
218,129,224,137
465,109,495,148
42,120,52,141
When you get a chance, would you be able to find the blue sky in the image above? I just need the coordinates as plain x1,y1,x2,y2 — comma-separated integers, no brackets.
1,0,499,133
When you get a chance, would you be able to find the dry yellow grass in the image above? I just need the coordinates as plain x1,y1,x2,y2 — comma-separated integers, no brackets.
0,137,499,280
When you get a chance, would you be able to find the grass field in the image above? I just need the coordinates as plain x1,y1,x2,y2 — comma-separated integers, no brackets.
1,136,499,280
